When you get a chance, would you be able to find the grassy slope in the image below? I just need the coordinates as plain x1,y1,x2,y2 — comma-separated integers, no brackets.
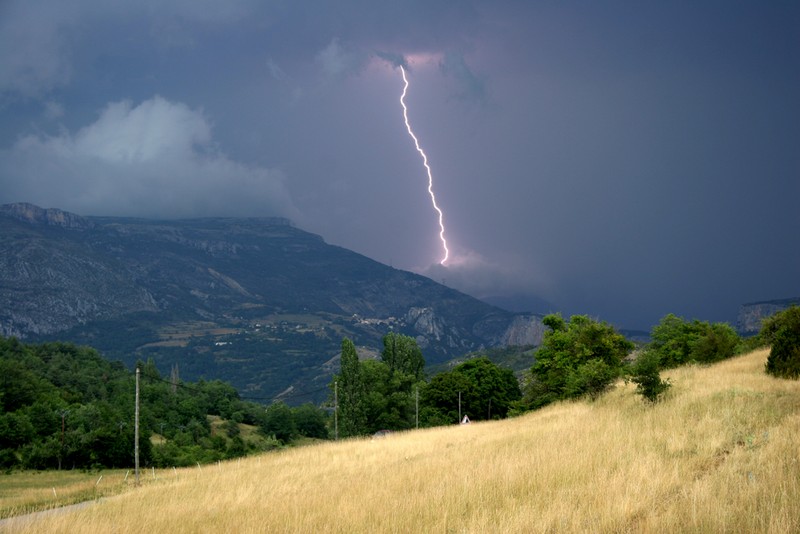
0,470,135,520
7,348,800,533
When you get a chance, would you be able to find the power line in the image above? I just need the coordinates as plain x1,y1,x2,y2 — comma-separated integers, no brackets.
140,370,330,404
242,384,330,402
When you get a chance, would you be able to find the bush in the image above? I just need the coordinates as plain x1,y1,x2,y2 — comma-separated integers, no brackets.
262,401,296,442
565,359,618,400
422,357,521,422
690,323,740,363
648,314,740,368
292,403,329,439
522,314,633,409
762,306,800,379
628,350,670,402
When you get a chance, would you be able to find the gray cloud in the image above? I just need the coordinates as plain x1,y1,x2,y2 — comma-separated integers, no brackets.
316,38,368,79
0,1,798,330
375,51,408,70
43,100,65,120
439,51,487,103
0,2,75,97
0,96,299,219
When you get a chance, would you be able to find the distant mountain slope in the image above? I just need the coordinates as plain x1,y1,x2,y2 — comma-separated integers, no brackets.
0,203,543,403
738,297,800,335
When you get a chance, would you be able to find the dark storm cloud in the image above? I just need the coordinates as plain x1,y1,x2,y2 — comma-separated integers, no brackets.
375,51,408,70
0,1,798,330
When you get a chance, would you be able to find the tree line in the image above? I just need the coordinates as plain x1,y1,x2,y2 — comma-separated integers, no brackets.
517,312,743,408
3,306,797,469
332,311,761,437
0,337,329,471
333,333,522,437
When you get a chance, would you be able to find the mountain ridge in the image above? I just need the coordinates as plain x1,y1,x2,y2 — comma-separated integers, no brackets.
0,203,544,403
737,297,800,335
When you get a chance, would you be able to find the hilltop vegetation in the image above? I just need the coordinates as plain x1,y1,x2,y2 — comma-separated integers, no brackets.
2,311,756,469
332,333,522,437
0,332,529,471
0,337,329,471
8,349,799,533
763,306,800,379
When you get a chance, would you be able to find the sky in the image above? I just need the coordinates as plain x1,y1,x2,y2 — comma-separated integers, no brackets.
1,1,798,331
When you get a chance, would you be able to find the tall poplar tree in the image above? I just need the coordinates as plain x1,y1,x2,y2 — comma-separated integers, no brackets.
337,338,367,437
381,332,425,380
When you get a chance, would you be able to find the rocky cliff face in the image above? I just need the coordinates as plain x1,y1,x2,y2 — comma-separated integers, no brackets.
0,245,158,337
0,205,158,337
0,202,93,229
500,315,547,346
1,203,544,402
737,298,800,334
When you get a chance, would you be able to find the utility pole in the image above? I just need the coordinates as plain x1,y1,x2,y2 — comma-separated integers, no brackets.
135,367,140,485
488,398,492,420
334,380,338,441
458,391,461,424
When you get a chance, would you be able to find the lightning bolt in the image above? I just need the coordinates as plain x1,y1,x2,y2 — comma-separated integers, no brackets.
399,65,450,266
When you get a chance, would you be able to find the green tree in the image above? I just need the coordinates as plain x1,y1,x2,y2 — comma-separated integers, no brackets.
381,332,425,381
421,357,521,424
0,358,49,412
628,350,671,402
690,322,740,363
648,314,696,367
0,412,35,450
0,335,265,470
351,333,428,432
335,338,367,437
360,359,421,432
762,306,800,379
420,368,471,425
263,401,296,442
226,436,247,458
452,357,521,420
649,314,740,368
291,403,328,439
522,314,632,409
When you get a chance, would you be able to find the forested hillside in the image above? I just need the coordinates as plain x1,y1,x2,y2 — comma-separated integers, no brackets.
0,337,322,470
0,334,524,471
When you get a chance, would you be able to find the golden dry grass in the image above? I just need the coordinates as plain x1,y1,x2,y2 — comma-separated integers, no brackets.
5,349,799,533
0,468,152,520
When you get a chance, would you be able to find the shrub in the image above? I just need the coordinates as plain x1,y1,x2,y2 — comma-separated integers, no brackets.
628,350,670,402
648,314,740,368
292,403,329,439
762,306,800,379
565,359,618,400
522,314,633,409
690,323,740,363
262,401,297,443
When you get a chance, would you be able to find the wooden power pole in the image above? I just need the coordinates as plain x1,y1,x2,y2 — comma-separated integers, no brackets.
334,380,338,441
135,367,140,485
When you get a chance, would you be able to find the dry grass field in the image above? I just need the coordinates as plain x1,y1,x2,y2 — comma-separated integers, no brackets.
0,469,136,520
3,348,799,533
